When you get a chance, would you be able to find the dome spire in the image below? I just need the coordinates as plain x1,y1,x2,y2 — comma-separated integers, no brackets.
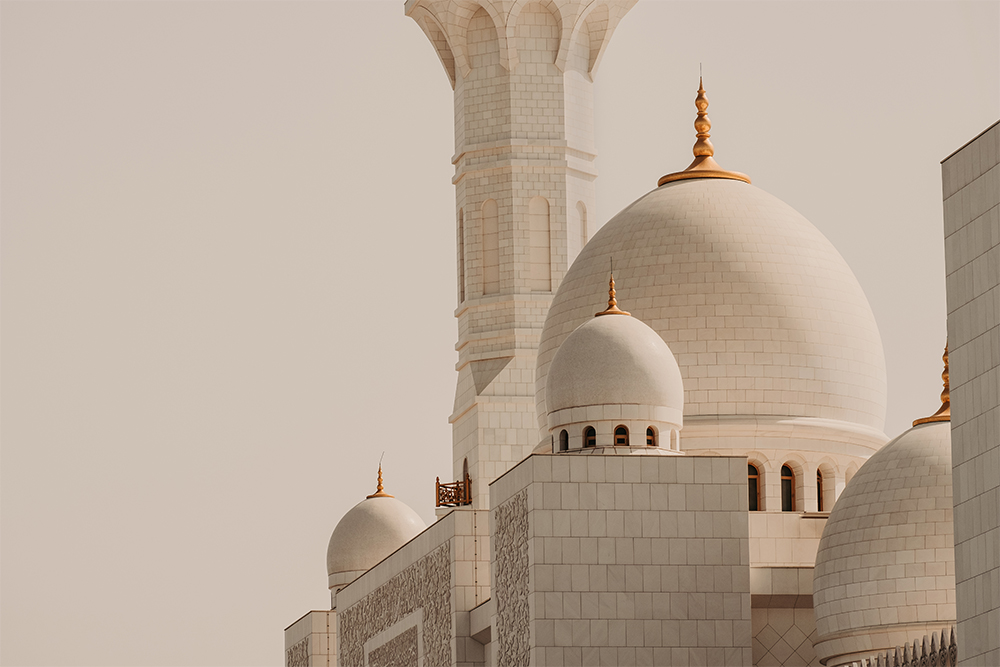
366,463,394,498
658,77,751,186
913,343,951,426
596,261,630,317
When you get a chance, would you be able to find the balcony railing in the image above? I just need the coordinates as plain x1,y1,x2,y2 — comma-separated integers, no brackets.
435,473,472,508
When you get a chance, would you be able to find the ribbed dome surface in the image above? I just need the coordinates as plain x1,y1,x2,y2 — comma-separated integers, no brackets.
537,178,887,432
326,496,425,579
812,421,955,666
546,313,683,417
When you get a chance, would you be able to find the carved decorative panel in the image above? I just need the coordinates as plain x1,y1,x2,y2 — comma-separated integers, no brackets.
285,637,309,667
340,544,452,667
494,490,529,667
368,625,419,667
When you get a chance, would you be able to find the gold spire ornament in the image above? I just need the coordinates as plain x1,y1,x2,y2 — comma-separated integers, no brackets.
913,344,951,426
658,77,751,186
595,272,630,317
366,464,394,498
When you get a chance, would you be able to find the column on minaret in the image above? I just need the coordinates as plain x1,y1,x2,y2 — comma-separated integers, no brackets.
406,0,636,509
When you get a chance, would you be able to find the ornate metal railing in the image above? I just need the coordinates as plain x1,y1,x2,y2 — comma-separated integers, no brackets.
435,473,472,507
846,627,957,667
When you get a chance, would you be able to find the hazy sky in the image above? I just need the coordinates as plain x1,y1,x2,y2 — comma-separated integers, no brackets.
2,1,997,665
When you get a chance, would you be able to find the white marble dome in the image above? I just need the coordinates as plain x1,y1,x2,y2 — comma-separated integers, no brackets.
546,311,683,419
326,492,425,594
812,420,955,666
545,308,684,452
536,178,888,437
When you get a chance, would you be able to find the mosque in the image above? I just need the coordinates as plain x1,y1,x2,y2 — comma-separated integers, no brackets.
284,1,998,665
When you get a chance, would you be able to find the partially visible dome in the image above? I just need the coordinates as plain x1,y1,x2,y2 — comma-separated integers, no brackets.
546,310,683,421
326,471,425,594
813,421,955,666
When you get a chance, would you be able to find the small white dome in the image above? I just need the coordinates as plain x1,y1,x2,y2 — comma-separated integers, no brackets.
813,420,955,666
546,313,683,418
326,495,425,591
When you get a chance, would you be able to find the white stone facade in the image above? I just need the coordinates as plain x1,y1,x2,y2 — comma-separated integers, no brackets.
405,0,636,509
285,611,337,667
943,119,1000,667
280,8,992,667
489,454,753,666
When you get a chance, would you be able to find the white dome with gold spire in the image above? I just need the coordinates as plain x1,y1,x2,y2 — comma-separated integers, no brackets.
536,79,888,461
813,348,955,667
325,466,425,601
544,274,684,453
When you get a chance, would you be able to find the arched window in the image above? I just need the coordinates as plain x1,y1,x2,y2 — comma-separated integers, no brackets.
528,196,551,292
781,465,795,512
583,427,596,448
816,470,824,512
559,430,569,452
458,208,465,303
646,427,656,446
748,464,760,511
614,426,629,446
482,199,499,295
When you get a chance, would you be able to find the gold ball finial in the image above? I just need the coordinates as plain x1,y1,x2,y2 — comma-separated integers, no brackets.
913,343,951,426
658,76,750,187
692,77,715,158
366,464,394,498
595,263,630,317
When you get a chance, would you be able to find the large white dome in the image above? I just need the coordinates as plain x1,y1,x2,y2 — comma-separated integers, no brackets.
326,494,425,592
537,178,887,434
812,421,955,666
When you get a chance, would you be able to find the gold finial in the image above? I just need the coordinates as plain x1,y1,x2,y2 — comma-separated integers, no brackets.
658,77,751,186
595,266,630,316
913,343,951,426
366,464,394,498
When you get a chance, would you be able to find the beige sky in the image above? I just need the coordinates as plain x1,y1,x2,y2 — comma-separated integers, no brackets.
2,1,997,665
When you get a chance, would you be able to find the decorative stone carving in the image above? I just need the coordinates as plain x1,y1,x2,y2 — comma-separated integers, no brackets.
285,637,309,667
339,544,452,667
368,625,419,667
494,490,529,667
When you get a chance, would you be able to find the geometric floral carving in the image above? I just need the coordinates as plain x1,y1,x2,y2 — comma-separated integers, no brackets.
494,490,529,667
285,637,309,667
339,543,452,667
368,625,418,667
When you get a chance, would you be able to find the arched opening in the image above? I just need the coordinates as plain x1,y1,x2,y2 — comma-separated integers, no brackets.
583,426,596,448
482,199,499,295
528,196,551,292
781,465,795,512
458,208,465,303
748,464,761,511
845,463,858,487
614,426,628,446
646,427,656,447
559,430,569,452
816,469,824,512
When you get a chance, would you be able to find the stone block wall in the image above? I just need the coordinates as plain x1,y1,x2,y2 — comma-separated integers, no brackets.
942,119,1000,667
490,454,752,666
336,509,490,667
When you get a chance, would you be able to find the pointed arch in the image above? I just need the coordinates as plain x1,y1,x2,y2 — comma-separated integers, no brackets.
508,0,562,68
528,196,551,291
482,198,499,295
408,6,458,87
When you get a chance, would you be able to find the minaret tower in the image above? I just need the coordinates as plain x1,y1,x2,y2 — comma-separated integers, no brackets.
406,0,636,508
